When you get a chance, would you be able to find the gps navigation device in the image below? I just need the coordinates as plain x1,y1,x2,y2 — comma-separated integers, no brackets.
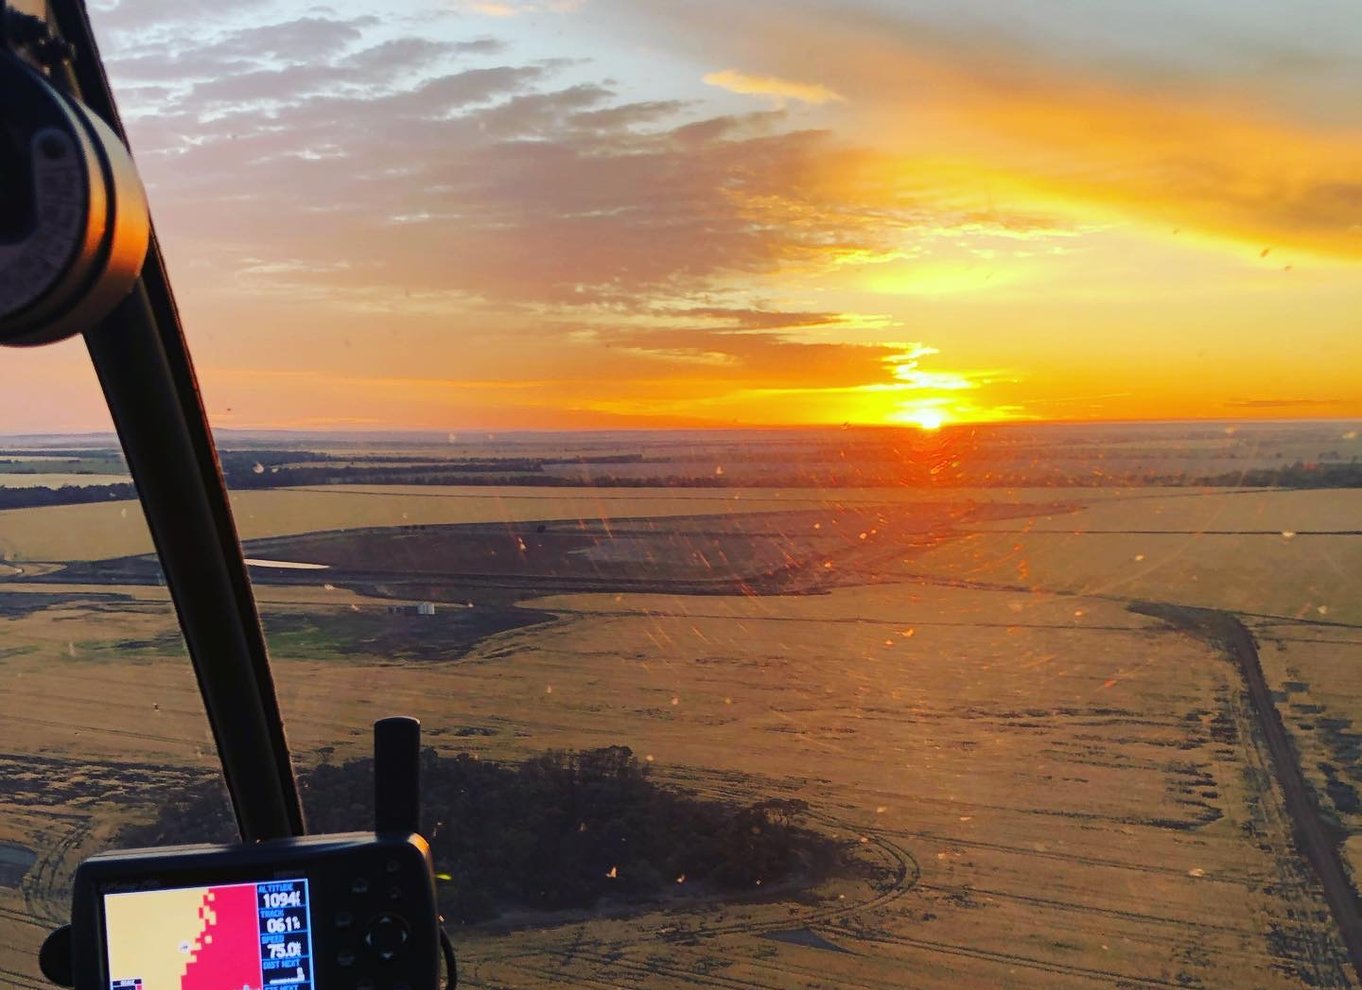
69,833,439,990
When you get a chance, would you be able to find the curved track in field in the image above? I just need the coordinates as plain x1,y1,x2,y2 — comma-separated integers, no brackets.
459,792,922,990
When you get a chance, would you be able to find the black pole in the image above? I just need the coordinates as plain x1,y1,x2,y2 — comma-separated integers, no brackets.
44,0,305,842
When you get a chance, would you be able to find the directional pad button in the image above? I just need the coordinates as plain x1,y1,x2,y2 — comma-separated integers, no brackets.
364,912,410,962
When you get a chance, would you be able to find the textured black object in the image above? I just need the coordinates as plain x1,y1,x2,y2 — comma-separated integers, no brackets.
375,716,422,835
38,924,73,987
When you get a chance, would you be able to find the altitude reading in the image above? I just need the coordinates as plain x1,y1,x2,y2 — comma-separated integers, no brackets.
103,879,315,990
261,889,302,910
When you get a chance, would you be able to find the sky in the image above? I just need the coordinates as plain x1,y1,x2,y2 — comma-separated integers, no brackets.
3,0,1360,431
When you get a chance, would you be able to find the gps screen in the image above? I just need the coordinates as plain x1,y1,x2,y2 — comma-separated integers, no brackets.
103,879,314,990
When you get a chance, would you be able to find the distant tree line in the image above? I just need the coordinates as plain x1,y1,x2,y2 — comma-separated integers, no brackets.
216,450,648,489
226,469,737,489
4,463,1361,506
1182,461,1362,489
0,449,116,459
0,483,137,510
327,453,646,466
221,462,547,488
117,746,843,924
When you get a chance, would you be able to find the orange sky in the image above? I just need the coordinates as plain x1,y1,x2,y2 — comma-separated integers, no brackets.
1,0,1358,433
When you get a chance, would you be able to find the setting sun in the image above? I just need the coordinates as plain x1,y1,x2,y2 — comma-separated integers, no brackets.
889,404,950,431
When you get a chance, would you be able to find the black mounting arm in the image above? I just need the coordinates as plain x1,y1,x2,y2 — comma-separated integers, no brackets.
1,0,306,842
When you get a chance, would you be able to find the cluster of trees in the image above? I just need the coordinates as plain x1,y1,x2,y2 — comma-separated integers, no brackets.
118,745,841,924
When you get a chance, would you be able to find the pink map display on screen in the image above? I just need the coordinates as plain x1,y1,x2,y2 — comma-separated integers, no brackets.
183,885,261,990
104,879,312,990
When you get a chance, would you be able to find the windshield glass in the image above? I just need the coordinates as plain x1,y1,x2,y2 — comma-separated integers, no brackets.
3,1,1362,988
0,428,233,987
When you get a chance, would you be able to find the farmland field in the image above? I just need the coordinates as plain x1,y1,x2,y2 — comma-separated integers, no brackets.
1,422,1361,989
0,482,1152,563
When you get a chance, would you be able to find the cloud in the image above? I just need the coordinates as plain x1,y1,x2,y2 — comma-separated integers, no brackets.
703,69,843,106
102,13,501,113
92,0,273,35
25,0,1352,433
130,89,945,307
570,100,687,132
1225,397,1339,409
343,37,494,73
581,325,900,388
622,0,1362,260
667,308,848,330
194,15,378,60
94,7,1048,428
885,347,989,391
455,0,584,15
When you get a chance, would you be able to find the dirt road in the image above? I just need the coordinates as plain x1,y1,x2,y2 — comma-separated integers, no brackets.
1133,601,1362,984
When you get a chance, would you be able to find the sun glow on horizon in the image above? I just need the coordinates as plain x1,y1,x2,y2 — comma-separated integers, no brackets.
871,346,987,429
895,406,948,431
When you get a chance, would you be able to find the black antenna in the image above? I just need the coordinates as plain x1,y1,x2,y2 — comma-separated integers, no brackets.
374,717,422,835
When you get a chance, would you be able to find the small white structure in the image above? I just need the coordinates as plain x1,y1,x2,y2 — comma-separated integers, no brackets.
386,602,439,616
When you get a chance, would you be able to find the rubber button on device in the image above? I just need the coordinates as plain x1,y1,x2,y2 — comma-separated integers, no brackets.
337,951,355,967
385,859,402,874
335,911,354,928
351,877,370,894
364,912,410,962
356,979,375,990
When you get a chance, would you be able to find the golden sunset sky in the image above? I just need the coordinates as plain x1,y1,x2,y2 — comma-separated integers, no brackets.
3,0,1359,431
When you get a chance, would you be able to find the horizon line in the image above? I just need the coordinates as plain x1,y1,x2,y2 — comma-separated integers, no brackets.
1,414,1360,440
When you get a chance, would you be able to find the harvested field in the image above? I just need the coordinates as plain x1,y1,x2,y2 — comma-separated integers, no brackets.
907,489,1362,624
224,500,1073,598
2,470,1361,988
1,485,903,563
0,576,1355,987
962,488,1362,534
0,483,1169,564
